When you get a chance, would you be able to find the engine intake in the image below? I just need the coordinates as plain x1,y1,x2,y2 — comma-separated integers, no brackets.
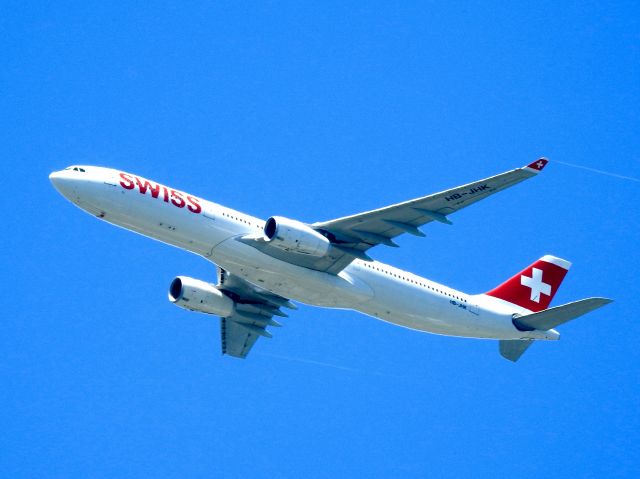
264,216,331,257
169,276,234,316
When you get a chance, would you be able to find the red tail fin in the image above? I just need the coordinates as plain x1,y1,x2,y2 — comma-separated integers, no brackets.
485,255,571,312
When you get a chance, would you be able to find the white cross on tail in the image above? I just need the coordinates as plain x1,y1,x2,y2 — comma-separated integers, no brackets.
521,268,551,302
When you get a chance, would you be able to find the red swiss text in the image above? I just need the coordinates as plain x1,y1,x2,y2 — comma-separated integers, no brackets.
119,173,202,214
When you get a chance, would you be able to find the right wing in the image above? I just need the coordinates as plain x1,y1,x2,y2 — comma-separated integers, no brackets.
217,268,296,358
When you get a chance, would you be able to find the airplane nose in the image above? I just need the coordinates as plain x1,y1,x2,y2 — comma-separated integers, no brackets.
49,170,64,188
49,170,76,199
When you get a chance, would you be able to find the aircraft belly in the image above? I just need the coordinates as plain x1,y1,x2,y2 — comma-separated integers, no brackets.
358,296,479,337
347,265,518,339
210,238,373,307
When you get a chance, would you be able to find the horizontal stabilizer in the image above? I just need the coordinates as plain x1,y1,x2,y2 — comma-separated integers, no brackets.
514,297,612,331
499,340,534,362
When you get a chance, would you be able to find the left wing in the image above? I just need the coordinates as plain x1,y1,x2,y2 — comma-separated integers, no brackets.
217,268,296,358
238,159,548,275
313,158,549,272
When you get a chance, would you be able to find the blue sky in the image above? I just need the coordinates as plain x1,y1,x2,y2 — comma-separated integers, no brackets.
2,2,639,477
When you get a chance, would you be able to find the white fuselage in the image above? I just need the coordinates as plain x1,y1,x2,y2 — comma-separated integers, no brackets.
49,166,559,342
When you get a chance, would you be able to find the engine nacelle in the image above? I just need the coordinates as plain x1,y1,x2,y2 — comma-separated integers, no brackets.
264,216,331,257
168,276,234,316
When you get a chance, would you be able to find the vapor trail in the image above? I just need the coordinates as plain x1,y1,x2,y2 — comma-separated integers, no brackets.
258,352,361,372
554,160,640,183
258,352,397,378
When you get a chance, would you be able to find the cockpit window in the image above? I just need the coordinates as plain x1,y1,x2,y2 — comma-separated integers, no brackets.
65,166,86,172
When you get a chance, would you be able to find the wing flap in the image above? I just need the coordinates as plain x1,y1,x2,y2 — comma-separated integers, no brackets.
217,268,295,358
221,318,263,358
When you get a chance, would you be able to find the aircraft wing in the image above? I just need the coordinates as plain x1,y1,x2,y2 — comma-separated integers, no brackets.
237,159,548,274
311,159,549,273
217,268,296,358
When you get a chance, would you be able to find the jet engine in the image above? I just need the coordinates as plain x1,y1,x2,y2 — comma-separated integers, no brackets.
263,216,331,256
168,276,234,316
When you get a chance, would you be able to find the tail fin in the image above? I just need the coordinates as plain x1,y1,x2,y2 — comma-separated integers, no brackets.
486,255,571,312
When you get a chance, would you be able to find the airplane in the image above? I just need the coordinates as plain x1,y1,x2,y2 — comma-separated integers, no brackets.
49,159,611,362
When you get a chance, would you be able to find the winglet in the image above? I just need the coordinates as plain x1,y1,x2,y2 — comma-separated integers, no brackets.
524,157,549,173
